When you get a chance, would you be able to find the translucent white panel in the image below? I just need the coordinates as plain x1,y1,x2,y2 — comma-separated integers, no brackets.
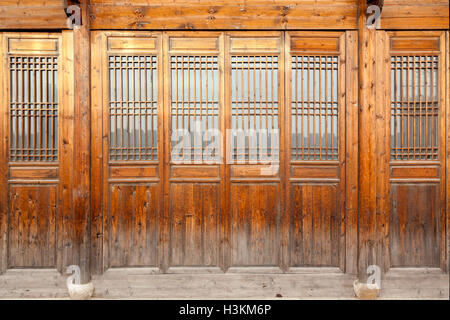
9,56,58,162
291,55,339,161
170,55,220,163
390,55,439,160
108,55,158,161
230,56,279,162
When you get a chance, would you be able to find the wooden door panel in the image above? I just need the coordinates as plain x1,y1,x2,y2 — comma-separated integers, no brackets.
91,31,164,272
230,184,280,267
163,32,224,271
285,32,347,270
109,184,159,267
0,33,73,272
386,31,447,271
390,184,441,267
8,185,57,268
290,184,339,267
90,31,359,274
169,183,220,267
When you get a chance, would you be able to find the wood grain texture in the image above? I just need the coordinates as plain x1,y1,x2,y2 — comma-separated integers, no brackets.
290,184,340,267
390,184,441,267
109,184,159,267
89,2,357,30
230,184,281,267
71,0,91,283
345,30,359,275
0,0,68,29
381,0,449,29
8,186,57,267
0,33,7,273
169,184,220,267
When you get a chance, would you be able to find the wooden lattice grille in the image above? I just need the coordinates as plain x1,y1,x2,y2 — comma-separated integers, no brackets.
231,55,279,162
108,55,158,161
291,55,339,161
9,56,58,162
390,55,439,160
170,55,220,163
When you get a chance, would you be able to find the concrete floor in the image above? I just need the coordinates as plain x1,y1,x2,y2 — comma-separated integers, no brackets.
0,268,448,299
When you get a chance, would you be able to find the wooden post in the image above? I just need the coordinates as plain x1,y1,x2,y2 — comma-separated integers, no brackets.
72,0,91,284
358,0,377,282
357,0,390,281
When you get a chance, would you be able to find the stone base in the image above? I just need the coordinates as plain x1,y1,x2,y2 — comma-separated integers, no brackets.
68,282,95,300
353,280,380,300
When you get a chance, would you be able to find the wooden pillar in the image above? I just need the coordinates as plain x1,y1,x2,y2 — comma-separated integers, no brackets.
357,0,390,281
72,0,91,284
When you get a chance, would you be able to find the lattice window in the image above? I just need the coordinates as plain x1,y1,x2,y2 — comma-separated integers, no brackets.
390,55,439,160
291,55,339,161
9,56,58,162
231,56,279,163
109,55,158,161
170,55,220,163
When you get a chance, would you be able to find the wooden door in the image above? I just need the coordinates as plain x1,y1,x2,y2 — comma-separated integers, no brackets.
285,32,358,272
0,33,75,272
91,32,164,272
90,31,358,274
163,32,225,272
385,31,447,270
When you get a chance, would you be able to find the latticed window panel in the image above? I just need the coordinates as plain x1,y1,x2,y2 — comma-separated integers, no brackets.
231,55,279,163
390,55,439,160
9,56,59,162
109,55,158,161
291,55,339,161
170,55,220,163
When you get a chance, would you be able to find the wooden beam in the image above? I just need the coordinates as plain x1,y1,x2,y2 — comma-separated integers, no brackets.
0,0,68,29
89,3,358,30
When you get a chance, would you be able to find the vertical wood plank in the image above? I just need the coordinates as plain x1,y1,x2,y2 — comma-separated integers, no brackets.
60,31,75,273
446,31,450,273
0,33,8,273
358,0,378,281
90,30,103,274
345,30,359,275
72,0,91,283
438,32,447,271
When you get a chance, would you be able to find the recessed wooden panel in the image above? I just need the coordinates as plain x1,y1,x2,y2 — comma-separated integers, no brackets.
9,167,58,180
290,37,339,52
110,166,158,179
170,37,218,52
108,37,157,51
8,186,57,267
109,184,159,267
391,166,439,179
390,38,439,52
390,184,441,267
290,166,339,180
290,184,340,267
230,37,280,52
170,166,219,179
230,184,280,267
8,38,58,53
169,184,220,267
230,165,278,178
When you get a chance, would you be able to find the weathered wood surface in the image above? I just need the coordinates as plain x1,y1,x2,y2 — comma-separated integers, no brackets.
0,0,448,30
381,0,449,29
0,268,448,299
89,0,358,30
0,0,68,29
